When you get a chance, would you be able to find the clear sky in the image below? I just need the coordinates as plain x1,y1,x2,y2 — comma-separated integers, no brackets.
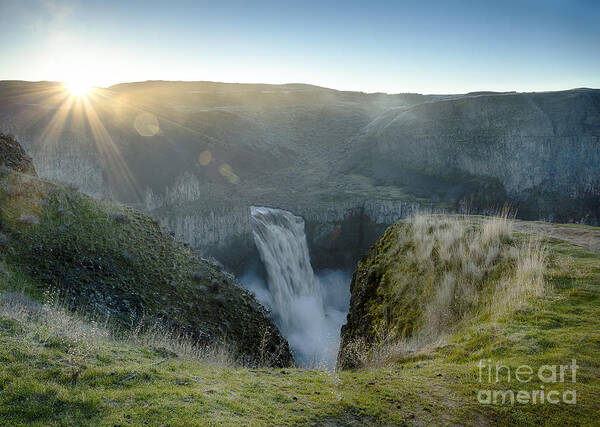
1,0,599,94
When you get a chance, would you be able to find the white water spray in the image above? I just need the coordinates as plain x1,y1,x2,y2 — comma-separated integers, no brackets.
247,206,349,368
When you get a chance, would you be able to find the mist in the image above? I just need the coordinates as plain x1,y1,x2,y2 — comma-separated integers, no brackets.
241,267,350,368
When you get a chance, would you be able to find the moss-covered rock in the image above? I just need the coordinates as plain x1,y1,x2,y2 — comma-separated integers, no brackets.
0,169,292,366
338,214,546,369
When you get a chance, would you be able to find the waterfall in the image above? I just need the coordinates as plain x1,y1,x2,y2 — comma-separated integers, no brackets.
250,206,322,329
248,206,349,368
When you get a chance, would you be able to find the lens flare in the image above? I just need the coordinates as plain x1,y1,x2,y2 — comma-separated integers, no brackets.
198,150,212,166
218,163,239,184
134,112,160,136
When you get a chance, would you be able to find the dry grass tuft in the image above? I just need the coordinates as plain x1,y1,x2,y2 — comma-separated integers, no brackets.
345,211,548,368
0,290,237,367
126,317,237,367
0,291,110,346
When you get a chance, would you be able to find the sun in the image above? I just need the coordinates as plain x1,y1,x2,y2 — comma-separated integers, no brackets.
64,81,93,97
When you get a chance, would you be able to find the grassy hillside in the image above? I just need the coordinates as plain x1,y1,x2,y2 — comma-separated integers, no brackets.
339,214,547,366
0,213,599,424
0,168,292,366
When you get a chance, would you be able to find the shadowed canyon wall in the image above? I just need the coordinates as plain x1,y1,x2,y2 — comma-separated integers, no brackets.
0,81,598,271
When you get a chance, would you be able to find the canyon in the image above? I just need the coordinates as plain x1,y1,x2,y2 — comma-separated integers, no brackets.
1,84,600,424
2,81,597,277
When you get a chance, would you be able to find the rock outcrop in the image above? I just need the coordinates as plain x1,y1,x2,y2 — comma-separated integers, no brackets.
0,133,36,175
337,214,548,369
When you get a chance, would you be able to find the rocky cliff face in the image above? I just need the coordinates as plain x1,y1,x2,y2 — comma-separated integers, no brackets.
342,89,600,223
0,133,36,176
0,82,598,272
154,197,441,274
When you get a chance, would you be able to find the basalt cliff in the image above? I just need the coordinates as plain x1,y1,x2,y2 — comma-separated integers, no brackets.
1,81,598,271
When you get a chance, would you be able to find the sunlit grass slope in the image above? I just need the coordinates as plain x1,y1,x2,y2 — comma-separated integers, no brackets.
339,213,548,367
0,212,599,425
0,169,291,366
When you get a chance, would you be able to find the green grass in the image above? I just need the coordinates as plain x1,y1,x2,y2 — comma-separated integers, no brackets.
339,214,548,365
0,170,291,366
528,221,600,231
0,225,599,424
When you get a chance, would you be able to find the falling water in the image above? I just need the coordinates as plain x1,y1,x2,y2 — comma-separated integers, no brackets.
248,206,349,368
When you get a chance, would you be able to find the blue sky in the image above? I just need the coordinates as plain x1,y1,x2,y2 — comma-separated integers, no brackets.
1,0,599,93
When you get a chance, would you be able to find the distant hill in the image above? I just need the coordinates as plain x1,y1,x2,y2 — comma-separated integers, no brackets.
0,81,598,272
